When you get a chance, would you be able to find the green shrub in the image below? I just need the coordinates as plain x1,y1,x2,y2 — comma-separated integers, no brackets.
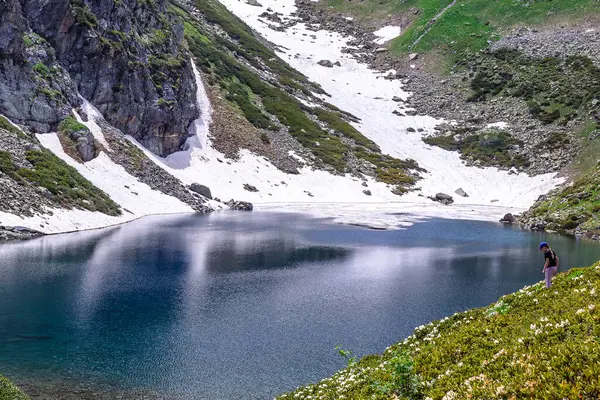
70,0,98,28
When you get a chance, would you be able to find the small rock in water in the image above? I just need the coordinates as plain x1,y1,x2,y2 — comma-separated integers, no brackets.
499,213,515,224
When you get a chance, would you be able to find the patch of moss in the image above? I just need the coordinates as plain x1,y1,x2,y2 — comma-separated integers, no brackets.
0,116,26,138
0,150,21,181
32,62,51,79
313,108,379,152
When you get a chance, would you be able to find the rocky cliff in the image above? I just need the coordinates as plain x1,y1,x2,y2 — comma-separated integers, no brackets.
2,0,198,156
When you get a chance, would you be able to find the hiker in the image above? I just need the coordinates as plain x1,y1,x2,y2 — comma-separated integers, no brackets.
540,242,559,288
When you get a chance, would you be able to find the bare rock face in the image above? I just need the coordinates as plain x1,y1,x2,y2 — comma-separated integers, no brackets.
4,0,200,157
0,0,79,132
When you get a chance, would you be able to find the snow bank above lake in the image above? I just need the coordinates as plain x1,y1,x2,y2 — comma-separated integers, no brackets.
373,26,402,44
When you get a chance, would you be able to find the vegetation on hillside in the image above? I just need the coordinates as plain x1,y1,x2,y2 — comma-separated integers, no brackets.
0,126,120,216
278,264,600,399
168,0,421,189
0,376,28,400
424,130,528,169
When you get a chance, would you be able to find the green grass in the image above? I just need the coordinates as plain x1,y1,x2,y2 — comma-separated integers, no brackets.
0,376,28,400
278,263,600,399
324,0,600,70
424,130,528,169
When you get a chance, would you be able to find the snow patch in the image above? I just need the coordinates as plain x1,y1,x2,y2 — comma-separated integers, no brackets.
74,98,112,151
486,122,509,130
373,26,401,44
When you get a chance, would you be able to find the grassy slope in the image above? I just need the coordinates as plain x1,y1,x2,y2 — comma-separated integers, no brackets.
326,0,599,68
0,376,28,400
278,264,600,399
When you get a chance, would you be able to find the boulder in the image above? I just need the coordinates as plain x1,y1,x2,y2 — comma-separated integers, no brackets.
243,183,259,192
392,96,403,102
246,0,262,6
408,52,419,61
363,190,372,196
226,200,253,211
499,213,515,224
454,188,469,197
189,183,212,199
70,128,96,162
317,60,334,68
429,193,454,205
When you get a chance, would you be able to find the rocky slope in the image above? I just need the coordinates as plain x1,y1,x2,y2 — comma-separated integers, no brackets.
296,0,600,236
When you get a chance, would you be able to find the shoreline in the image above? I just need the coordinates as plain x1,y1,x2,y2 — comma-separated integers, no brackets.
1,201,525,244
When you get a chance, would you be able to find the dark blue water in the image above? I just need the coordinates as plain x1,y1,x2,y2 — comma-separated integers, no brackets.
2,212,600,399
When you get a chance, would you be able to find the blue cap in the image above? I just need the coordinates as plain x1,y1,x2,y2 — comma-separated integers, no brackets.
539,242,548,249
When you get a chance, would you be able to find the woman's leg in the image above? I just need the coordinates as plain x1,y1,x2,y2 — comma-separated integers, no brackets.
546,267,558,288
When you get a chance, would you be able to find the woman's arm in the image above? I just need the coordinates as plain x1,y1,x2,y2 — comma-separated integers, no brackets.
543,259,549,272
555,256,559,268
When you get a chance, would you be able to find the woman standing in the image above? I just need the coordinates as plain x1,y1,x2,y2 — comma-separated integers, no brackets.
540,242,559,288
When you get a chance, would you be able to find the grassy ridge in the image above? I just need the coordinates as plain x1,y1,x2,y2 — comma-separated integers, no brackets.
278,264,600,399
